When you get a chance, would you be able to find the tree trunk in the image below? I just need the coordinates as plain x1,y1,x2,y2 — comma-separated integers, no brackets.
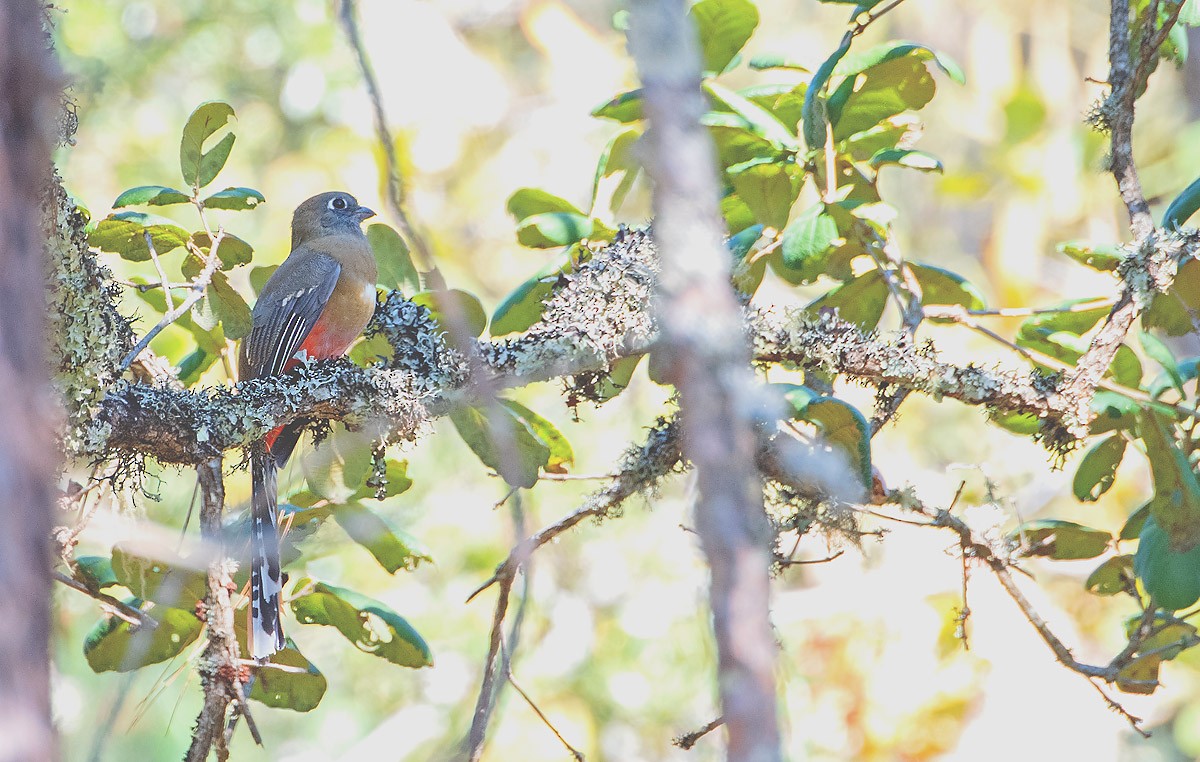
0,2,65,760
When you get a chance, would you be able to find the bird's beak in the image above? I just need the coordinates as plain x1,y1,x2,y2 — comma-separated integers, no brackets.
354,206,376,222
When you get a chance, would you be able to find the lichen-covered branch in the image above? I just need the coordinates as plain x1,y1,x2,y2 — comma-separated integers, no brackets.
1051,0,1197,434
90,224,1200,466
185,458,258,762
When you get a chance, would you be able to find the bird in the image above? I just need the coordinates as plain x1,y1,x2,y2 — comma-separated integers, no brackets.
239,191,378,661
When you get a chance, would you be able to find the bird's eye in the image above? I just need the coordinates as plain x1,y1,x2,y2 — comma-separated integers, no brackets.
328,196,348,211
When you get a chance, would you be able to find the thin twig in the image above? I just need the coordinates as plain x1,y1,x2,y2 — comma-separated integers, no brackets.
52,570,158,629
463,573,512,762
335,0,441,287
501,637,585,761
145,231,174,313
185,457,260,761
120,231,225,371
888,486,1162,733
673,716,725,750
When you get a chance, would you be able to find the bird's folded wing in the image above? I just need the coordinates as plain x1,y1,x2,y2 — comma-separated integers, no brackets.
242,249,342,379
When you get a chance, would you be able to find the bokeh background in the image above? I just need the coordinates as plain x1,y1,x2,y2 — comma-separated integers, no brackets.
48,0,1200,759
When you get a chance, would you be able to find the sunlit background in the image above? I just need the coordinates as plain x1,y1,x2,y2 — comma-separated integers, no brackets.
49,0,1200,759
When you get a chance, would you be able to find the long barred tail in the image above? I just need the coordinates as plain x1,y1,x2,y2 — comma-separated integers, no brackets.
250,450,285,661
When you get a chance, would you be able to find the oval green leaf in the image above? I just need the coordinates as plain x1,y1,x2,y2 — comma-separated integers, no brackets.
290,579,432,667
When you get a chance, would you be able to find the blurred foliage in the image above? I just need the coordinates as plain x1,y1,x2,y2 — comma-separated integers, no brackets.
49,0,1200,759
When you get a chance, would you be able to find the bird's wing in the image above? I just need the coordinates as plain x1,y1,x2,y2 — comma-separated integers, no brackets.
241,248,342,379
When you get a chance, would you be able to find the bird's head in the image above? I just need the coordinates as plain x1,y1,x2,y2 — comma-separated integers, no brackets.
291,191,376,248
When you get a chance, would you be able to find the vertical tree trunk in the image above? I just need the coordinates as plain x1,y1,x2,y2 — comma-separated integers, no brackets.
627,1,782,760
0,2,64,760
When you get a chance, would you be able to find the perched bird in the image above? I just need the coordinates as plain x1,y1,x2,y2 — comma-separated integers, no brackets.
239,191,378,661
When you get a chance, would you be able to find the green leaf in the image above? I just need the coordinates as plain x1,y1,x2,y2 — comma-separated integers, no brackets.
807,270,889,331
868,148,943,173
748,55,810,72
206,271,253,340
1136,514,1200,609
249,640,328,712
506,187,585,220
1012,519,1112,560
1056,240,1123,271
516,212,594,248
1181,0,1200,26
774,383,872,491
190,232,253,269
290,579,432,667
728,161,798,230
777,203,840,284
196,133,236,189
88,213,190,261
802,36,852,150
111,544,207,610
410,288,488,338
177,348,215,385
366,223,420,294
332,502,432,574
1122,501,1152,540
1073,434,1126,502
909,263,986,313
689,0,760,74
250,265,278,295
490,251,572,336
729,223,767,295
1141,330,1184,396
1017,301,1111,342
302,425,375,504
591,89,644,123
499,399,575,473
353,458,413,500
1140,410,1200,552
990,411,1042,436
113,185,191,208
180,101,236,189
1085,554,1133,596
74,555,118,591
591,127,642,222
449,405,549,489
201,186,265,211
84,603,202,673
741,83,808,134
704,80,800,151
1090,391,1141,435
592,354,644,403
833,41,965,84
1163,175,1200,229
721,189,757,234
1143,260,1200,336
1149,357,1200,399
830,54,937,140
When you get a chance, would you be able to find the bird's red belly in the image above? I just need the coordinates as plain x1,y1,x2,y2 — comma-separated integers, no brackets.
263,314,361,451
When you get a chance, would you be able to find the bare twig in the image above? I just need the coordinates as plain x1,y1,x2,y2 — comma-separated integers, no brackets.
185,458,260,762
462,419,681,758
501,639,585,761
886,486,1183,734
52,571,157,629
673,716,725,750
463,572,512,762
335,0,441,287
119,232,225,371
